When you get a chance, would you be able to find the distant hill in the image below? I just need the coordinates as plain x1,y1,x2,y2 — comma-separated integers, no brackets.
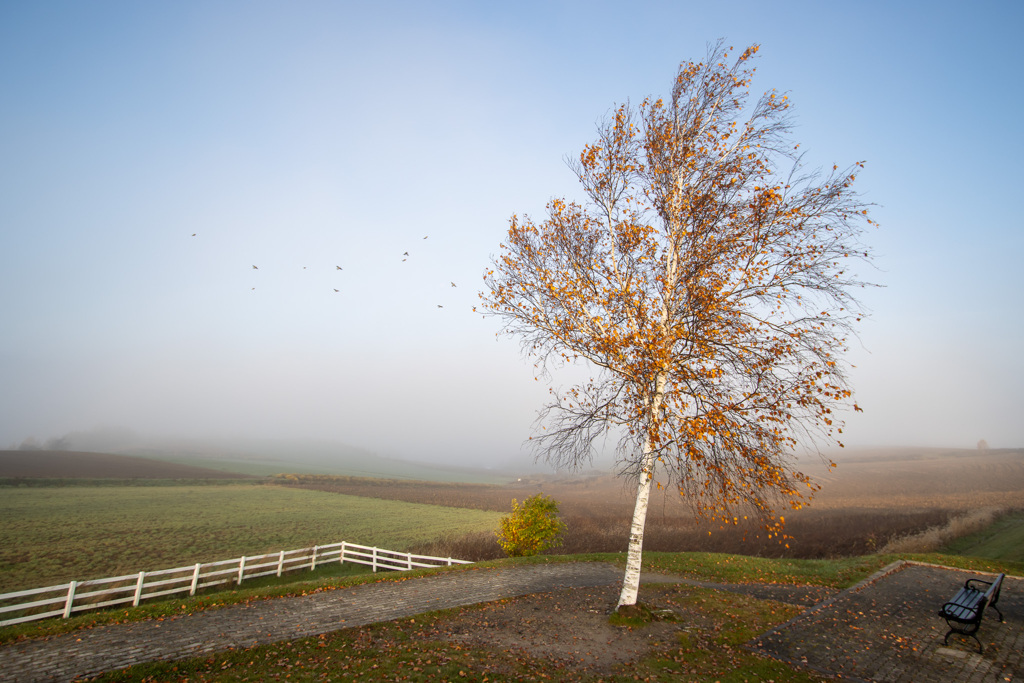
18,429,522,483
0,450,255,480
819,446,1024,465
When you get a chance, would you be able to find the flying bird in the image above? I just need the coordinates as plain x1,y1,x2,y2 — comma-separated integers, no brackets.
437,304,443,308
191,233,196,237
451,282,457,287
336,265,343,270
403,251,409,256
334,289,339,292
252,265,258,269
423,235,428,239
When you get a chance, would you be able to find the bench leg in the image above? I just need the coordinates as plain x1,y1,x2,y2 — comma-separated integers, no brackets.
944,629,983,654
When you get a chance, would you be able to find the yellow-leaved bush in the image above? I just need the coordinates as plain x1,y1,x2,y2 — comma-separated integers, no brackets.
495,493,567,558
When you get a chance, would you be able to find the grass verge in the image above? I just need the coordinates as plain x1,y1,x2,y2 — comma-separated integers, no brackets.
941,508,1024,562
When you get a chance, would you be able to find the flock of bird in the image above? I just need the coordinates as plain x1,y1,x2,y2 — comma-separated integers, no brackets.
192,232,456,308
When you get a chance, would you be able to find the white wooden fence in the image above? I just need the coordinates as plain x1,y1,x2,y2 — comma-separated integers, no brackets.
0,541,471,628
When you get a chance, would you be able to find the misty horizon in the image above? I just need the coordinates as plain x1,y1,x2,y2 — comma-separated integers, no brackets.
2,3,1022,469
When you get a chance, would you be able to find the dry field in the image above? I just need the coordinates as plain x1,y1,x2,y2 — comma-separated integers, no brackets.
797,447,1024,510
275,447,1024,561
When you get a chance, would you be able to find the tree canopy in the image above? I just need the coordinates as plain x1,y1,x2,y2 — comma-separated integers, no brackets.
479,42,874,608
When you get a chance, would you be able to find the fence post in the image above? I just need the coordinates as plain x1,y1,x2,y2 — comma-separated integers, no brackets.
406,552,412,570
340,541,345,565
372,547,377,573
133,571,146,607
447,557,453,566
63,581,77,619
190,563,201,596
277,550,285,577
237,556,246,585
311,545,318,572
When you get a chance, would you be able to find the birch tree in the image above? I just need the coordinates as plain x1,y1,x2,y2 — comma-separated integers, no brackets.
478,43,874,610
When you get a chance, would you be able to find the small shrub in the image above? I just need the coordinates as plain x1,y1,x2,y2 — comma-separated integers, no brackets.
495,494,567,557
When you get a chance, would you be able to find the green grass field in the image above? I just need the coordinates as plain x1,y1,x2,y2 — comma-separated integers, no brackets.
942,509,1024,563
0,483,502,593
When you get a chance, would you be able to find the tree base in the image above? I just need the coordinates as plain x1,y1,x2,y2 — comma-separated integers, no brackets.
609,602,654,627
610,602,681,628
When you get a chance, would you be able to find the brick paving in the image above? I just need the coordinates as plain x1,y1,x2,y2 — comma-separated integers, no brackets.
0,562,623,682
749,561,1023,683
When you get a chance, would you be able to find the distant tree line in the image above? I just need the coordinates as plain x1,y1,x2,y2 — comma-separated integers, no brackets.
10,436,71,451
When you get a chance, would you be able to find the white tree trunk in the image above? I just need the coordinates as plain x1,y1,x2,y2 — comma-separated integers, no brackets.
617,365,668,610
616,448,656,609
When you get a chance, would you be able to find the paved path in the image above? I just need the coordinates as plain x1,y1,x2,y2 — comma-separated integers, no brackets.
0,563,624,682
749,561,1023,683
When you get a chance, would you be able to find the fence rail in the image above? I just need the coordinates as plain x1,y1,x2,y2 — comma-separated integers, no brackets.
0,542,471,628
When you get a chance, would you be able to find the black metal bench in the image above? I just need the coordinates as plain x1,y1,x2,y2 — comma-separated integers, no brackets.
938,572,1005,653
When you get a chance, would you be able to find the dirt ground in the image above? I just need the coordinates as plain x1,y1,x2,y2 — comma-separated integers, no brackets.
419,577,834,678
437,585,682,674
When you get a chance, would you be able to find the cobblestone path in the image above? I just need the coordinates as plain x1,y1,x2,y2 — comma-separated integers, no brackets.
0,563,623,682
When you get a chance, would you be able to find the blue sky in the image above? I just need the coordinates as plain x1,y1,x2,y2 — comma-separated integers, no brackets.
1,0,1021,466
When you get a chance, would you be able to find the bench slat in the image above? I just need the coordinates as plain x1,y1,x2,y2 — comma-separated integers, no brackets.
942,603,981,621
948,587,983,607
942,587,984,620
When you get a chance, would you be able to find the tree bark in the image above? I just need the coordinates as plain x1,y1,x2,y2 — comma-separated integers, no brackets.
616,447,656,609
617,367,668,610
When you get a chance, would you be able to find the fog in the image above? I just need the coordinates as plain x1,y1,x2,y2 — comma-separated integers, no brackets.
2,2,1022,471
